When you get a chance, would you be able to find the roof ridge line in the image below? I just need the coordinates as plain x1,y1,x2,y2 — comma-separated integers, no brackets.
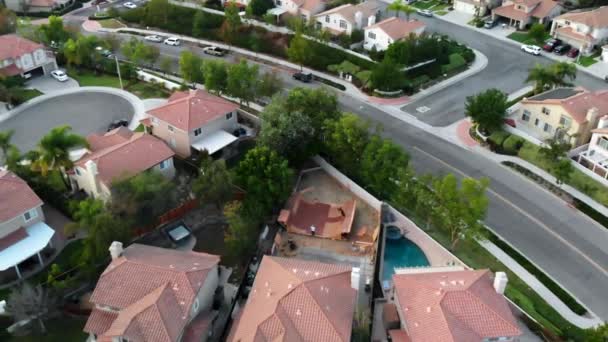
301,280,350,341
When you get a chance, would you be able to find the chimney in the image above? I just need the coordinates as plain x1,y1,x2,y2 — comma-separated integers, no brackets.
351,267,360,290
367,15,376,27
598,115,608,129
355,11,363,29
85,159,100,195
494,272,508,294
586,107,599,124
109,241,124,260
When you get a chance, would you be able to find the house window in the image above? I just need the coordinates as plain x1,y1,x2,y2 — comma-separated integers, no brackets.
325,15,330,23
541,107,550,115
151,117,158,125
368,32,376,39
598,137,608,150
565,20,570,25
23,208,38,222
168,125,174,132
522,110,531,121
339,20,347,29
194,128,202,136
559,116,571,127
276,0,281,5
534,118,540,127
226,112,233,120
159,159,170,170
543,123,553,133
193,298,200,312
75,168,81,176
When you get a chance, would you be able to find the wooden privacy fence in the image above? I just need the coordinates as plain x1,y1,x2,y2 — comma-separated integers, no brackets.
133,198,199,237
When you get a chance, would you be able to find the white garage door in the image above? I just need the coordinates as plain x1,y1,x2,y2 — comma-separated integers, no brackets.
455,0,476,14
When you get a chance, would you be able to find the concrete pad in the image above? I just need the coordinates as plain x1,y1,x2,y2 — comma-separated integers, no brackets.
26,75,79,94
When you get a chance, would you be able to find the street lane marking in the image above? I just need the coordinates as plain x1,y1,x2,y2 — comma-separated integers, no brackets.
416,106,430,113
412,146,608,278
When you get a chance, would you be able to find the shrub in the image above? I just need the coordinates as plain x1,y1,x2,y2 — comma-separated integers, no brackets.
350,29,363,43
502,135,525,155
120,7,146,23
441,53,466,73
488,131,510,147
410,75,430,89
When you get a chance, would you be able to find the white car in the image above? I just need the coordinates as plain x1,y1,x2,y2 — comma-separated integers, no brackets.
123,2,137,8
202,46,226,56
50,70,68,82
417,9,433,17
163,37,181,46
521,44,541,56
144,35,163,43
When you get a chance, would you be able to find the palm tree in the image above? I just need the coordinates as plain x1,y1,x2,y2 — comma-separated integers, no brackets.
525,64,555,94
388,0,416,21
31,125,88,189
0,129,15,157
551,62,577,88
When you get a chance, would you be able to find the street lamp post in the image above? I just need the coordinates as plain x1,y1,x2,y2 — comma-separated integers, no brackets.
114,54,123,90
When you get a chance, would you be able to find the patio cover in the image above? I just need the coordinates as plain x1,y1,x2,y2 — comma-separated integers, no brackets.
268,7,288,16
0,222,54,271
191,130,237,155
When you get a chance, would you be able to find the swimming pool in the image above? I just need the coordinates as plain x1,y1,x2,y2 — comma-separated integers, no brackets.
382,235,430,282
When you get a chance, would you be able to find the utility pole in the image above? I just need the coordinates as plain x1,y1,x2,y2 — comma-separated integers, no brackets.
114,54,123,89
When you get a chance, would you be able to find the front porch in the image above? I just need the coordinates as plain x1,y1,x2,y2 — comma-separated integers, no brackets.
0,222,55,280
577,149,608,179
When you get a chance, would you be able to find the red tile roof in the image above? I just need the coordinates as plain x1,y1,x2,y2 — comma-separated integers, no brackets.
523,88,608,124
228,256,356,342
0,171,43,223
0,64,23,77
85,244,220,342
555,26,594,43
182,310,216,342
493,0,559,20
148,90,239,132
75,129,175,185
366,17,425,40
0,34,43,61
556,6,608,28
392,269,521,342
389,329,411,342
0,227,28,252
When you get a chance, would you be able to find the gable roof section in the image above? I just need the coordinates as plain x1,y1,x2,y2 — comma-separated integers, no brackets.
493,0,559,20
316,0,385,23
0,34,43,61
523,88,608,124
392,269,521,342
148,89,239,132
555,6,608,28
0,171,43,222
228,256,356,342
365,17,425,40
85,244,220,342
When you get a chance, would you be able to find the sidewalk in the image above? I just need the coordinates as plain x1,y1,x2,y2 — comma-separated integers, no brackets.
479,238,602,329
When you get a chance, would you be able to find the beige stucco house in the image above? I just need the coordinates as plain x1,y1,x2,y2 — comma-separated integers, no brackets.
69,127,175,201
5,0,74,13
144,89,241,158
0,34,57,78
514,87,608,146
576,115,608,180
492,0,561,30
273,0,327,21
314,0,386,36
453,0,501,16
84,242,222,342
363,17,425,51
550,6,608,55
0,170,55,279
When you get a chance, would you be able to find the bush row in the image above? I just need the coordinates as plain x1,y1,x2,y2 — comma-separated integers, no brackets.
488,131,525,155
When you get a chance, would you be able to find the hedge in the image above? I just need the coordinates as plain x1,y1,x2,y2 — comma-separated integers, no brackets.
502,135,525,155
488,130,511,146
441,53,466,74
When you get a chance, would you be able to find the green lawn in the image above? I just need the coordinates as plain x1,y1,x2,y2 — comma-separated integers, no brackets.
11,88,43,104
7,317,87,342
507,31,550,45
98,18,126,29
412,0,439,9
577,53,599,67
126,82,171,99
435,10,448,15
69,69,123,88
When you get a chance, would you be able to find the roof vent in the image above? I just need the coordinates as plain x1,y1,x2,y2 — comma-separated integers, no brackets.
180,301,185,305
265,281,269,287
325,305,331,311
450,280,457,285
287,283,293,289
296,309,302,316
414,322,419,327
304,270,310,276
426,307,431,313
458,280,465,285
439,281,446,286
169,265,175,269
292,268,298,273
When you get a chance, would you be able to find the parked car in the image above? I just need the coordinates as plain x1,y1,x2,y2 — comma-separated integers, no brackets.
417,9,433,17
123,2,137,8
144,35,163,43
107,119,129,131
542,38,561,52
50,70,68,82
484,19,497,29
553,44,571,55
163,37,181,46
92,0,107,4
95,46,113,58
567,48,579,58
293,72,313,82
520,44,541,56
203,46,227,56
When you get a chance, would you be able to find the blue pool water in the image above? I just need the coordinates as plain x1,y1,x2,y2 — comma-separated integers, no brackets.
382,236,430,282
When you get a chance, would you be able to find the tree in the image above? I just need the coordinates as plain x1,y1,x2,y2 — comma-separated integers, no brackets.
553,158,574,186
226,59,259,106
179,51,203,84
145,0,169,27
370,58,405,91
5,283,57,333
287,29,311,71
360,135,409,199
31,125,87,188
203,59,228,94
38,15,69,45
0,129,15,160
584,323,608,342
526,63,554,94
160,56,173,75
223,201,259,257
528,23,546,45
464,88,508,133
255,71,283,100
62,35,98,68
248,0,274,16
388,0,415,20
0,6,17,35
193,153,233,210
192,10,206,38
551,62,577,87
526,62,577,94
234,146,293,215
323,113,370,174
222,2,241,46
122,38,159,66
539,136,571,162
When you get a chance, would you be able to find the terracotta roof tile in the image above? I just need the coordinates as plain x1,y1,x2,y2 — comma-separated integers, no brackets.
148,90,239,132
493,0,559,20
0,34,43,61
392,269,521,342
228,256,356,342
365,17,425,40
0,227,28,251
492,4,531,21
530,0,560,19
388,329,411,342
555,26,594,43
0,171,43,222
84,309,119,335
556,6,608,28
316,0,385,23
523,88,608,124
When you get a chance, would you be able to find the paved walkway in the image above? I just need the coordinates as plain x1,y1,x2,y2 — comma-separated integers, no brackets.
479,238,602,328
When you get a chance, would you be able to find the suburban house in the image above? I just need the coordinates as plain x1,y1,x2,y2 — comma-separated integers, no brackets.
84,242,222,342
0,170,55,280
453,0,501,16
575,115,608,180
5,0,73,13
69,127,175,201
314,0,386,36
550,6,608,55
227,256,357,342
513,87,608,146
144,89,241,158
278,189,356,239
0,34,57,78
363,17,426,51
273,0,327,21
385,269,521,341
491,0,562,30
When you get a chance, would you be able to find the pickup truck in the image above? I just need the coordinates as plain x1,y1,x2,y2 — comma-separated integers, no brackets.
203,46,227,56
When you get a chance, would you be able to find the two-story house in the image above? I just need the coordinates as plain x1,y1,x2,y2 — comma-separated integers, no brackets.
84,242,222,342
576,115,608,180
69,127,175,201
228,256,357,342
0,34,57,78
273,0,328,21
550,6,608,55
144,89,241,158
5,0,74,13
0,170,55,279
453,0,501,16
385,269,521,341
314,0,386,36
492,0,561,30
513,87,608,146
363,17,425,51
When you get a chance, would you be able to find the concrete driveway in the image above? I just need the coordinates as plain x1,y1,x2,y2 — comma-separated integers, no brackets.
26,74,79,94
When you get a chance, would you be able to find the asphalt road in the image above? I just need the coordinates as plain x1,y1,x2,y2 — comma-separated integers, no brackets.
401,14,608,126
